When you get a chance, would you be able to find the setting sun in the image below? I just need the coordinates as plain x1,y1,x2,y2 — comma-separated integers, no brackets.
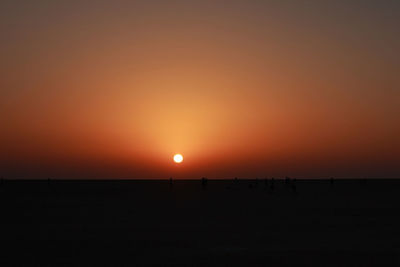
173,154,183,164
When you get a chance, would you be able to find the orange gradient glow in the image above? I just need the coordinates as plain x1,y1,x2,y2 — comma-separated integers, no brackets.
0,1,399,179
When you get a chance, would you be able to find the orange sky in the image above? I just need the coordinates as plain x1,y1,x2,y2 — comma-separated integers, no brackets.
1,0,399,178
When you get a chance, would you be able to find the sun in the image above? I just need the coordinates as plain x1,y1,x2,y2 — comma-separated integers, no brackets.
173,154,183,163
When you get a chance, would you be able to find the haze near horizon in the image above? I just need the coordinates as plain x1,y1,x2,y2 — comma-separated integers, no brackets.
1,0,399,179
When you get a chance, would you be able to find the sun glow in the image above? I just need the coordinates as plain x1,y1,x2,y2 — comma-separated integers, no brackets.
173,154,183,163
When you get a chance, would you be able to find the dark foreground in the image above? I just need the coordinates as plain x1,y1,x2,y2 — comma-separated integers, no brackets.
1,179,400,266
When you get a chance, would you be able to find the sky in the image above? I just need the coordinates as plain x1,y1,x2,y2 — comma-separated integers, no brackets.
0,0,399,179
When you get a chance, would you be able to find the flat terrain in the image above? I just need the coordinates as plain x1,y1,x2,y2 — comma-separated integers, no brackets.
1,179,400,266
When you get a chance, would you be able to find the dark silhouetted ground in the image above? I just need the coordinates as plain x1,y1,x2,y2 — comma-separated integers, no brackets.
1,179,400,266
